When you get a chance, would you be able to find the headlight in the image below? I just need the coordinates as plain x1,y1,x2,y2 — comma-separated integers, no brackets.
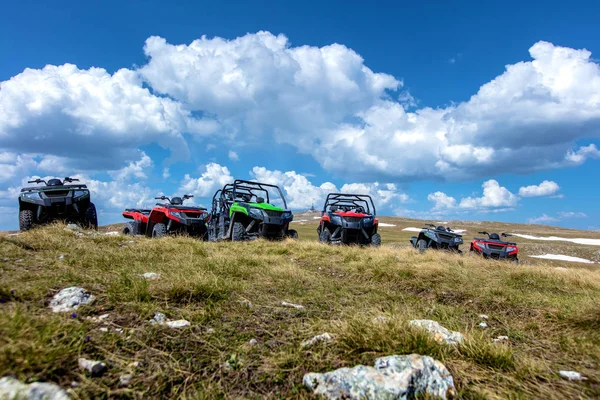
330,215,342,225
73,190,89,198
170,211,183,219
282,211,292,219
22,192,41,199
506,246,517,252
453,237,462,243
476,241,485,249
249,208,264,220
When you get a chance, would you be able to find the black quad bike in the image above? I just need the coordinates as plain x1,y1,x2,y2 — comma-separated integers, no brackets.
410,224,463,253
470,232,519,263
208,180,297,241
317,193,381,246
122,195,209,239
18,177,97,231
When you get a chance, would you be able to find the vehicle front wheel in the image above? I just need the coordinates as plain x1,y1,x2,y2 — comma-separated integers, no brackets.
122,221,139,236
84,203,98,230
19,210,34,231
319,228,331,244
286,229,298,239
417,239,427,253
371,233,382,247
232,222,246,241
152,223,167,238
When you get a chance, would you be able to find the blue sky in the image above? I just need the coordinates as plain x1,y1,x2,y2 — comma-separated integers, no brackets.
1,0,599,230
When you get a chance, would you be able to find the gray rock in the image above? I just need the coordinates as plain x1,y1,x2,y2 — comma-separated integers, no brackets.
142,272,160,280
301,333,334,349
166,320,190,328
478,321,488,329
149,312,167,324
49,287,95,313
148,312,190,328
248,338,258,346
119,374,133,387
65,224,80,231
559,370,586,381
206,328,215,334
78,358,107,376
303,354,455,400
239,299,253,308
479,314,489,319
492,335,509,343
0,376,70,400
409,320,464,346
281,301,305,310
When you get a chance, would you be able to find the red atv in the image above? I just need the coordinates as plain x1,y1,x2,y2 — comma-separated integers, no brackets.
317,193,381,246
122,195,209,239
470,232,519,263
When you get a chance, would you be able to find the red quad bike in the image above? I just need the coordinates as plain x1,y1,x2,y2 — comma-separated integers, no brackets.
122,195,209,239
317,193,381,246
470,232,519,263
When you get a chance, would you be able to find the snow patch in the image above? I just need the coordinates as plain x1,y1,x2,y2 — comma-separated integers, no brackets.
529,254,594,264
511,233,600,246
378,223,397,227
402,227,423,232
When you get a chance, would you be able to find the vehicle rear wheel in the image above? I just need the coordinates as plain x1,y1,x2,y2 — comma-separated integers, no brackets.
319,228,331,244
513,258,519,264
371,233,382,247
417,239,427,253
122,221,139,236
19,210,34,231
152,223,167,238
232,222,246,241
84,203,98,230
287,229,298,239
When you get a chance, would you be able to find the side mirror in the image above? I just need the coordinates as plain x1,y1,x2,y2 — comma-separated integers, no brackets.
256,197,265,204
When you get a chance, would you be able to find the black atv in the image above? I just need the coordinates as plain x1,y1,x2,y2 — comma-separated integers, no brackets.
410,224,463,253
470,232,519,263
18,177,97,231
317,193,381,246
208,180,297,241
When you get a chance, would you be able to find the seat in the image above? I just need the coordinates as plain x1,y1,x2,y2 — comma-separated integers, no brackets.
489,233,500,240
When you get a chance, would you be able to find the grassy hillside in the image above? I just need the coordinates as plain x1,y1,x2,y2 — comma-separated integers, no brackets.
1,219,599,399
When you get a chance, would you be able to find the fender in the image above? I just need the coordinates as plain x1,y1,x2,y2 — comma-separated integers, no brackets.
229,204,248,218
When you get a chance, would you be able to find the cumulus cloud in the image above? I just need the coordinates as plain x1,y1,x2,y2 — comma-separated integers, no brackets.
427,191,457,210
557,211,587,218
527,214,559,224
458,180,518,210
109,152,153,182
518,180,560,197
179,163,234,197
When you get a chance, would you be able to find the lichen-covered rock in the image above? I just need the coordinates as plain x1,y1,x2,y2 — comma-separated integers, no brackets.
409,320,464,346
281,301,305,309
301,333,334,349
559,370,586,381
303,354,454,400
49,287,95,313
0,376,70,400
142,272,160,280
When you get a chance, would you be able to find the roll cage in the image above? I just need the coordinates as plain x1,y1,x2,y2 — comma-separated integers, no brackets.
322,193,376,216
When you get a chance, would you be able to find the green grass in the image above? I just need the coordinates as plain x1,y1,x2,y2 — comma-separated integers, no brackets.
0,222,599,399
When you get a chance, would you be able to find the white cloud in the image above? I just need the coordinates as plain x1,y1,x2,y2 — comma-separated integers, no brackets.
564,144,600,165
162,168,170,179
557,211,587,218
427,191,457,210
459,180,518,210
527,214,559,224
179,163,233,197
228,150,239,161
518,180,560,197
340,182,410,207
109,152,153,182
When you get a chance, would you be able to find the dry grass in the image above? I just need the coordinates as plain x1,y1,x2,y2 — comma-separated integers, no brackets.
1,222,599,399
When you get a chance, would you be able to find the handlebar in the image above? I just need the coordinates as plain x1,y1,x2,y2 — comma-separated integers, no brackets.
478,231,489,235
64,177,79,183
183,194,194,199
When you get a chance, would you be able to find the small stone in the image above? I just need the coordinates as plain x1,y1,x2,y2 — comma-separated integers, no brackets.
492,335,509,343
240,299,253,308
248,338,258,346
49,287,95,313
409,320,464,346
301,333,334,349
66,223,80,230
99,327,108,332
0,377,70,400
206,328,215,334
142,272,160,280
78,358,107,376
98,313,109,320
15,259,23,263
70,381,79,388
128,361,141,368
149,312,167,324
281,301,305,310
59,255,65,260
166,320,190,328
373,316,388,324
479,314,489,319
119,374,133,387
104,231,119,236
559,370,586,381
128,240,135,244
479,321,488,329
115,328,123,333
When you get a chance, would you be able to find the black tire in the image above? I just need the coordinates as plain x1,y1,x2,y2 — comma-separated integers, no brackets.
152,223,167,238
513,258,519,265
319,228,331,244
19,210,34,231
232,222,246,241
417,239,427,253
287,229,298,239
371,233,381,247
84,203,98,230
122,221,139,236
